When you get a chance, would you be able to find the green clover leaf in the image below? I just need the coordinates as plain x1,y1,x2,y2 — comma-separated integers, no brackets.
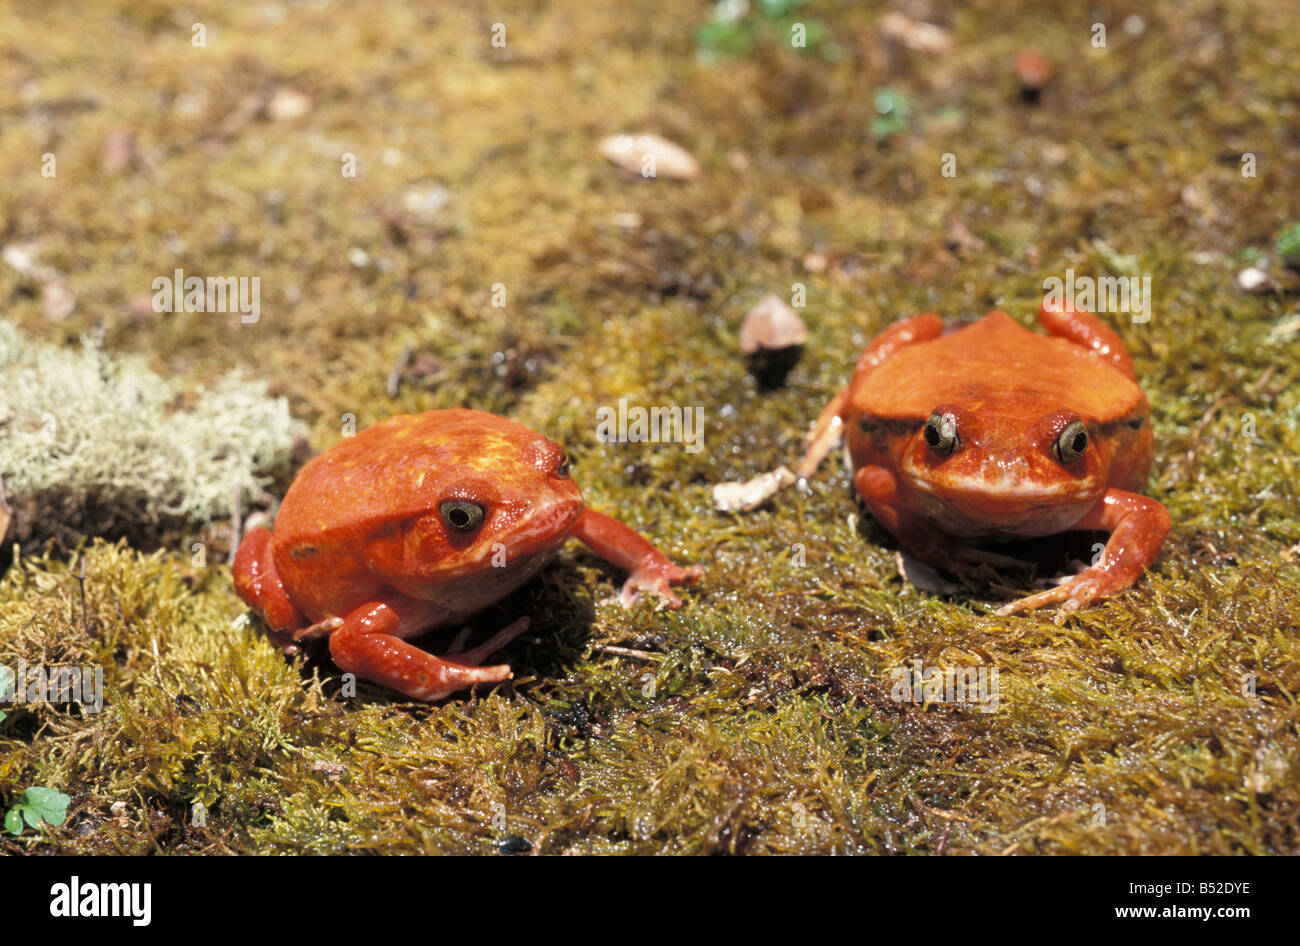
5,786,71,835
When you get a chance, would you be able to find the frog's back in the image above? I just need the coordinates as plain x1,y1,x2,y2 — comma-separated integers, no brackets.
853,311,1144,421
272,410,548,546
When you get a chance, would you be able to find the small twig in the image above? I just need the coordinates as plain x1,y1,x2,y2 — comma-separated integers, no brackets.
1251,363,1278,394
588,643,662,661
1267,315,1300,341
1191,394,1239,446
72,555,88,636
386,342,414,398
1185,393,1241,480
934,821,952,855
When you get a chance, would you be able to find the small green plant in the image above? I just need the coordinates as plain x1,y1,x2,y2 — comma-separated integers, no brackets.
695,15,758,58
695,0,836,61
5,787,70,835
756,0,803,16
871,87,913,141
1275,223,1300,266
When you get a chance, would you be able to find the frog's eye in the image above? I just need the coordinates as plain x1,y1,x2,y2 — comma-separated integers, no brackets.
439,500,486,532
923,412,959,456
1052,420,1089,464
556,453,571,478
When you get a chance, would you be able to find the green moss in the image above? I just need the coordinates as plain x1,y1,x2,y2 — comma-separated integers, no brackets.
0,0,1298,855
1276,223,1300,265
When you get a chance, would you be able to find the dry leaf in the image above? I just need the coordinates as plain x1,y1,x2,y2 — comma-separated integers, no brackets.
600,133,700,181
713,466,796,512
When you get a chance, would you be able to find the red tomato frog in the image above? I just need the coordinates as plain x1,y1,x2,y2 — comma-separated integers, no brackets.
233,409,699,700
794,301,1170,623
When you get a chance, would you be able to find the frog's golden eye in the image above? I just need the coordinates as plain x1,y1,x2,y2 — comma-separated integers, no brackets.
923,412,959,456
440,500,485,532
556,453,571,478
1052,420,1089,464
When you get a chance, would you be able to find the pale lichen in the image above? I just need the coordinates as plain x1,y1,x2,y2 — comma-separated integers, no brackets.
0,321,305,549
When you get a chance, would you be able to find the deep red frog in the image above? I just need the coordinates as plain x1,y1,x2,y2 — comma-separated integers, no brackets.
795,301,1170,622
233,409,698,700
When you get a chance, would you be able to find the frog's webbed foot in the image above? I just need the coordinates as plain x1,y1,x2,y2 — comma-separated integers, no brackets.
995,573,1107,625
570,508,699,610
618,561,702,610
994,488,1169,624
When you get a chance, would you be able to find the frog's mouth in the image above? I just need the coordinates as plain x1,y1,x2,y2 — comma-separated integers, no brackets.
424,546,560,612
896,447,1104,534
908,473,1101,501
904,476,1104,538
506,498,586,558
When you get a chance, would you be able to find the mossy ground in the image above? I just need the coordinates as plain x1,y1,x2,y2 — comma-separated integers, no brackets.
1,1,1298,854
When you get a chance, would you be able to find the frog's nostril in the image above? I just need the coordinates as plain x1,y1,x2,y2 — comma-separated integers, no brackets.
983,452,1030,481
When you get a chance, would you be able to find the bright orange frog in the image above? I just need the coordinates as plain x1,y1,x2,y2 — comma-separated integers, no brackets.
233,409,699,700
794,301,1170,622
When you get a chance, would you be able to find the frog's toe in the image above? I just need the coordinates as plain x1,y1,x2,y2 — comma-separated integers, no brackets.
620,569,693,610
618,575,678,610
618,562,701,610
446,616,531,665
672,563,703,585
997,571,1107,622
292,616,344,642
994,581,1073,616
1056,576,1109,623
265,627,303,656
1053,600,1082,626
1050,591,1091,625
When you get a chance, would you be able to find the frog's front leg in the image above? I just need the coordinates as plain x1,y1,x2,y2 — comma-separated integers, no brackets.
796,388,850,481
328,595,529,701
995,488,1170,624
570,508,700,608
232,526,307,654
